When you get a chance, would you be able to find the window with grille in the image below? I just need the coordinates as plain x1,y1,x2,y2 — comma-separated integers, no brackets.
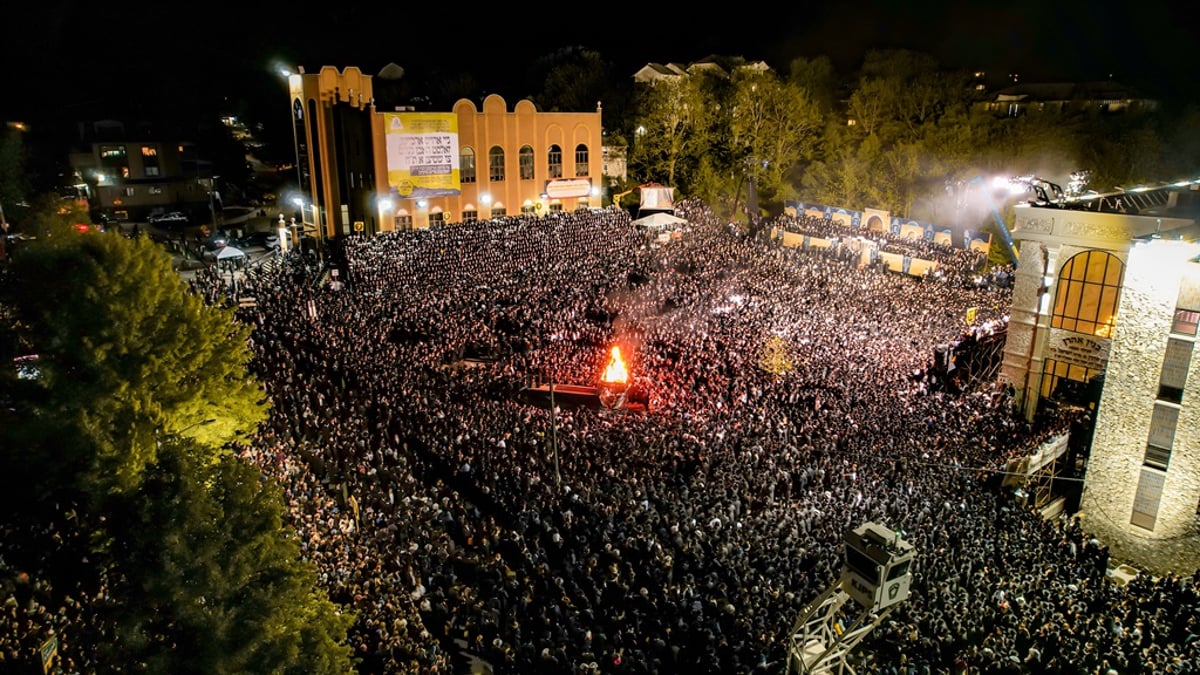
394,215,413,230
1131,468,1165,530
573,144,588,176
491,207,506,217
429,211,445,226
460,147,476,183
575,144,589,176
519,146,534,180
462,209,478,222
1041,250,1125,402
489,147,505,182
521,203,537,215
547,145,563,179
1051,250,1124,337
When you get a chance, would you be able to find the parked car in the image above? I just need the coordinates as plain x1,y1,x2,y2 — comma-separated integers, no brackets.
240,231,280,251
149,211,189,226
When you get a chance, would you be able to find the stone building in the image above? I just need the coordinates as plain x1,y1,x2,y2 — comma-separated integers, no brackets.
1002,191,1200,573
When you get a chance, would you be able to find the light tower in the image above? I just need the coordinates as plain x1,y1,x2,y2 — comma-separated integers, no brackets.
786,522,916,674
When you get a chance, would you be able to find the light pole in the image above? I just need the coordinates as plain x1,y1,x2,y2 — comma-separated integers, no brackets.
294,195,326,266
549,377,561,490
292,196,306,258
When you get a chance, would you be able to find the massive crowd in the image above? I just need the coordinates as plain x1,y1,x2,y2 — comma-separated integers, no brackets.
5,201,1200,674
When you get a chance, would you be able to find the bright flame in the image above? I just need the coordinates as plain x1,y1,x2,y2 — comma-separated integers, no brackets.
601,345,629,384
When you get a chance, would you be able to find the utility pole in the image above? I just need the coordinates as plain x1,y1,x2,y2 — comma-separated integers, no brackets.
549,377,561,490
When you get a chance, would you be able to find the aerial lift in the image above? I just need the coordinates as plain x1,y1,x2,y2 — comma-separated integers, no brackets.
786,523,916,674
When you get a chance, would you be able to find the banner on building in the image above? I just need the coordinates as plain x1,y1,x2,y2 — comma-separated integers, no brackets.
546,178,591,199
384,113,461,199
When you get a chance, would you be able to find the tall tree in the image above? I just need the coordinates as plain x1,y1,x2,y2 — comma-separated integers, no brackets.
0,221,267,500
788,56,840,115
101,437,356,674
0,215,353,673
629,76,716,189
728,69,823,209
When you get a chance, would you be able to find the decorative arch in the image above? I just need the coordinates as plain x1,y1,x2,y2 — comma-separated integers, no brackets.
1039,250,1125,401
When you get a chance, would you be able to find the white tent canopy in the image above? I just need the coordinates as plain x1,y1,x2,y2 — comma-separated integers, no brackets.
631,212,687,230
216,245,246,260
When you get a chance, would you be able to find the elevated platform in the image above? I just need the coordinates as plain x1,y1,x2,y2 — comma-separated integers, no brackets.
520,384,602,410
519,383,648,412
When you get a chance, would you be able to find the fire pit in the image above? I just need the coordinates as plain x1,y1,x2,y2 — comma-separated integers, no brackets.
598,345,630,410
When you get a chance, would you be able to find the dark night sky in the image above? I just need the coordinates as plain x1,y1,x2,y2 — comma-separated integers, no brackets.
4,0,1195,130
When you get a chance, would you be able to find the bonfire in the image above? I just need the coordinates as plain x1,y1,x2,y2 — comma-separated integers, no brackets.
598,345,629,409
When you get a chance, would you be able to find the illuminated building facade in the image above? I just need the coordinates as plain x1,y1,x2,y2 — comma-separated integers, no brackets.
287,66,603,237
1002,200,1200,570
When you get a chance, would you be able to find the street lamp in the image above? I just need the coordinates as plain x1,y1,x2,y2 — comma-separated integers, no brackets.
378,196,394,232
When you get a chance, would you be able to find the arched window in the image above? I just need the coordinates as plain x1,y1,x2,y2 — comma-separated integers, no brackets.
460,147,476,183
574,143,589,177
519,145,535,180
488,146,505,182
547,144,563,179
1039,250,1124,400
393,209,413,231
429,207,445,227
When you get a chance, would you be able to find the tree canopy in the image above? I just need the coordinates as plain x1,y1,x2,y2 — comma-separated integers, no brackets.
1,220,266,499
621,48,1199,242
0,226,353,672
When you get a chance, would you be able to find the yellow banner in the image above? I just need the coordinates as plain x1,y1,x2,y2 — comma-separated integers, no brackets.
384,113,461,199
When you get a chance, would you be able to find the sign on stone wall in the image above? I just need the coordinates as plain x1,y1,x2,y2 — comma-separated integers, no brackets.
1046,328,1112,371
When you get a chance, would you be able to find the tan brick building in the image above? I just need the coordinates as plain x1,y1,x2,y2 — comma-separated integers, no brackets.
286,65,603,237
